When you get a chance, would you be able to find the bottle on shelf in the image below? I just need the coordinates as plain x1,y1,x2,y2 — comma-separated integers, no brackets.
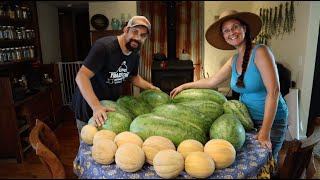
120,13,126,29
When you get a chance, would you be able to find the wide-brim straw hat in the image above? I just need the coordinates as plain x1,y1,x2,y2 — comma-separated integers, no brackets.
205,10,262,50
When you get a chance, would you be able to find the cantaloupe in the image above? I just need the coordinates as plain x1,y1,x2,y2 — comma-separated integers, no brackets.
204,139,236,169
92,139,117,164
115,143,145,172
114,131,143,147
93,130,116,144
153,149,184,179
185,151,215,178
177,139,204,159
142,136,176,165
80,124,98,145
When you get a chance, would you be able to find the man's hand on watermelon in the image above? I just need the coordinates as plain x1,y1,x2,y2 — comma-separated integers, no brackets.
92,104,115,126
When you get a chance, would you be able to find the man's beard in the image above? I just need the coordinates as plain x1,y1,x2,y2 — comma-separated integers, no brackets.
125,39,141,53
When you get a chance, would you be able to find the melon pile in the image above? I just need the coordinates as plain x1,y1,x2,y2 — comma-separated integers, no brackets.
81,88,255,178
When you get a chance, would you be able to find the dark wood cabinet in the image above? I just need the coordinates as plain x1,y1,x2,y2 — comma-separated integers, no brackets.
0,1,64,163
0,64,64,163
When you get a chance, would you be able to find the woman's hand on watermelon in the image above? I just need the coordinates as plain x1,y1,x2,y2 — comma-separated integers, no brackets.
255,130,272,152
170,85,184,97
92,104,116,126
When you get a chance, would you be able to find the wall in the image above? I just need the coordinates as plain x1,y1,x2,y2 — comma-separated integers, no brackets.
89,1,137,31
36,2,61,64
204,1,320,139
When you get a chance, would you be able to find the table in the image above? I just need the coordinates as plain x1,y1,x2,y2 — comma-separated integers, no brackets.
73,131,275,179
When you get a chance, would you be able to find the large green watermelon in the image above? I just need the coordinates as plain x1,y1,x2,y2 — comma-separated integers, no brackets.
100,100,135,120
172,88,227,105
88,111,132,134
209,113,246,150
116,95,153,118
152,103,212,134
130,113,208,147
223,100,255,130
138,89,171,108
177,100,224,123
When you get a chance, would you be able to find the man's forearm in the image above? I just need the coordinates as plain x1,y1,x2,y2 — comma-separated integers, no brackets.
130,75,154,89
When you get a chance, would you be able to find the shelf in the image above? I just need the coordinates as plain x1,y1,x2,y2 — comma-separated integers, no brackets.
0,16,33,26
0,59,35,67
0,39,36,48
19,124,30,134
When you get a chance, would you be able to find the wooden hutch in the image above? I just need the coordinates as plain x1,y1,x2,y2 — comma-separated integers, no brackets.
0,1,64,163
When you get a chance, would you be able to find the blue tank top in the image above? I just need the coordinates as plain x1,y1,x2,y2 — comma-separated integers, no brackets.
230,44,288,121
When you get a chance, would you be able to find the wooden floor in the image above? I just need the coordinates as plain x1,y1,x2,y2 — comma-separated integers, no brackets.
0,107,79,179
1,107,320,179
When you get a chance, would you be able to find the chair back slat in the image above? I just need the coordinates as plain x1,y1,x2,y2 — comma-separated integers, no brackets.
29,119,66,179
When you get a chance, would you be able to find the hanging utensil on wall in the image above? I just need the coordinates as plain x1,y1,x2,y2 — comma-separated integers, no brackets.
277,3,284,38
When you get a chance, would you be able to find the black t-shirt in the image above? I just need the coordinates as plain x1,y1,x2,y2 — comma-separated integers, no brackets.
71,36,139,122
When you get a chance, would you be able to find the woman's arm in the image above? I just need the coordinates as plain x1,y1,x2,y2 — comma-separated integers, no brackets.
254,46,280,151
170,56,233,97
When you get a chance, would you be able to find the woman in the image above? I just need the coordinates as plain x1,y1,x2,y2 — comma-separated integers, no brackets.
170,10,288,165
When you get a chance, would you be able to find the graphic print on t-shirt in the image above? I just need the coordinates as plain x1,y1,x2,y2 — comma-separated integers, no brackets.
106,61,130,84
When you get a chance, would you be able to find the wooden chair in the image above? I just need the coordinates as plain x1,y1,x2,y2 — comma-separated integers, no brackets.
276,117,320,179
29,119,72,179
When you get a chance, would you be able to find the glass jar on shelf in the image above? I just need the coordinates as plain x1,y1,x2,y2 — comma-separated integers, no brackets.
29,46,34,59
26,29,31,39
15,47,21,61
20,27,26,39
16,28,22,40
6,48,13,62
15,5,22,19
23,46,30,59
0,26,4,40
1,48,8,62
8,26,16,40
21,6,27,19
0,48,4,63
2,26,8,40
11,47,17,61
18,47,23,59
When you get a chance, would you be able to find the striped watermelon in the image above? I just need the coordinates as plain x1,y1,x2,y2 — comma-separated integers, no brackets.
116,96,153,118
172,88,227,105
138,89,171,108
130,113,208,147
152,104,212,134
177,100,224,123
100,100,135,120
88,111,132,134
209,113,246,150
223,100,255,130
